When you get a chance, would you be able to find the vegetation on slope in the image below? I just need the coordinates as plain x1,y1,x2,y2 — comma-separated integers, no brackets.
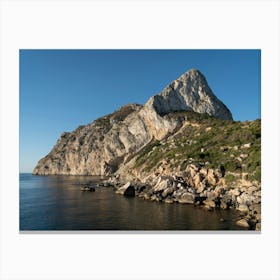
134,111,261,182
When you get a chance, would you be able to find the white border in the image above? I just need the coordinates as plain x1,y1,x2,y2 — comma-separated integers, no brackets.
1,0,279,279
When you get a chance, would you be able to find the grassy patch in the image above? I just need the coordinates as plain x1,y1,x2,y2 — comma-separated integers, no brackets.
225,173,235,183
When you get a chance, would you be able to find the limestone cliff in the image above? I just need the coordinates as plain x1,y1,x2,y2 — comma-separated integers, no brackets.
145,69,232,120
33,69,233,176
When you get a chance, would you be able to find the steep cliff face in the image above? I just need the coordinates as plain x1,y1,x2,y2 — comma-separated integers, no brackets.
145,69,232,120
33,69,233,176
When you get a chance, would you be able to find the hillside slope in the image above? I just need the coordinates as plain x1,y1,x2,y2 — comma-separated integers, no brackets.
122,111,260,183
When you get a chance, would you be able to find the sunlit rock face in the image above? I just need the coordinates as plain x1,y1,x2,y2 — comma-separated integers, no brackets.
33,69,232,176
145,69,232,120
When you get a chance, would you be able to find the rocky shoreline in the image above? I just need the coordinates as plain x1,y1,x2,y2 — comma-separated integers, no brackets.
100,164,261,230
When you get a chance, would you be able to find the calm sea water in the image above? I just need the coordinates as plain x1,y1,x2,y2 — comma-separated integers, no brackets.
20,173,247,231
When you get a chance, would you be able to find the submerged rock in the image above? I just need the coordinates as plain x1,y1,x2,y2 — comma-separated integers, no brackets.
80,185,95,192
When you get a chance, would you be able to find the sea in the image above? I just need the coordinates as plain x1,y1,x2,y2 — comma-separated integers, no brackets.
20,173,248,231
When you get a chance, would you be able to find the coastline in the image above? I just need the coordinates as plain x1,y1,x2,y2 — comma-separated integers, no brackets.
25,168,262,231
103,165,261,231
20,173,248,231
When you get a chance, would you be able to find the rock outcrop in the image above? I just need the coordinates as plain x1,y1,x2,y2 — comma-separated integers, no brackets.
33,69,232,176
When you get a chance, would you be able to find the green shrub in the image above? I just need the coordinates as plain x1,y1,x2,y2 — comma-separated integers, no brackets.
225,173,235,183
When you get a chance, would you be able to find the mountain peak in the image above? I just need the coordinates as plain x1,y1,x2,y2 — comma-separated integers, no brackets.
146,69,233,120
183,68,201,75
179,68,203,77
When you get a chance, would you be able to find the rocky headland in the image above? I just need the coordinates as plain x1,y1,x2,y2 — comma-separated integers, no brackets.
33,69,261,230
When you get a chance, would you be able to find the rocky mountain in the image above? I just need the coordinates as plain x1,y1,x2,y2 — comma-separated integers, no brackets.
33,69,233,176
32,68,261,230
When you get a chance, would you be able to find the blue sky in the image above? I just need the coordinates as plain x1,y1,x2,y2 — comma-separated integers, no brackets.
20,49,260,173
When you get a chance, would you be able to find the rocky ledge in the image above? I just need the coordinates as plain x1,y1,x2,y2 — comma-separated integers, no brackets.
104,164,261,230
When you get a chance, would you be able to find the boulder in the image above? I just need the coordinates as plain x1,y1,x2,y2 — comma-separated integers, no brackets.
178,193,195,204
243,143,251,148
164,198,174,204
255,223,261,231
230,189,240,196
203,199,216,208
217,178,226,187
237,204,249,212
150,194,158,202
162,187,175,198
199,168,208,176
236,196,245,205
236,219,250,228
247,186,258,195
220,201,228,209
143,193,151,200
187,164,198,178
137,192,144,198
177,183,182,188
196,185,205,194
173,189,182,198
116,182,135,197
239,193,255,205
153,177,172,192
206,191,216,200
193,173,202,188
213,186,225,196
206,169,217,186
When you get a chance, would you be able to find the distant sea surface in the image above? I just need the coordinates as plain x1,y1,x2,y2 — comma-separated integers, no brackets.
20,173,247,231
